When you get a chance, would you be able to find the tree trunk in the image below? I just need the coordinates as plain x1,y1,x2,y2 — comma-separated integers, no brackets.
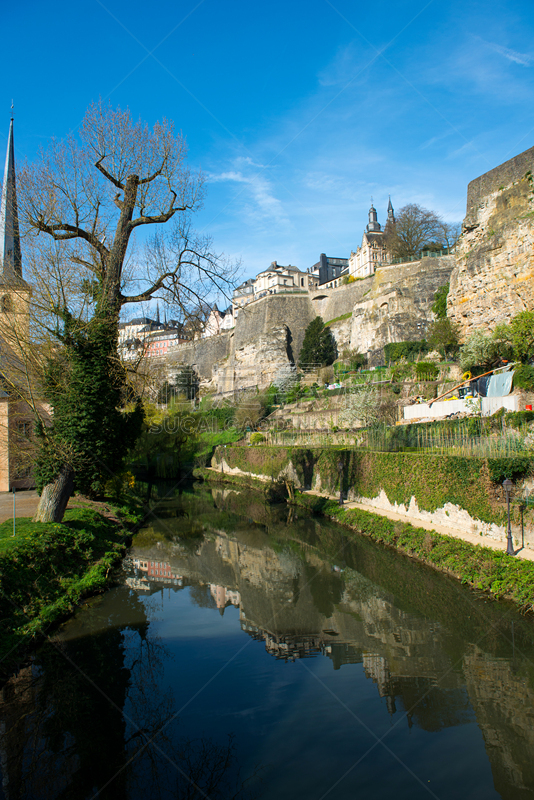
33,465,75,523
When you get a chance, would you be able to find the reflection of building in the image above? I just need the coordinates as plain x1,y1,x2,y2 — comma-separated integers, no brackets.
131,557,183,587
240,618,323,661
128,524,534,798
209,584,240,615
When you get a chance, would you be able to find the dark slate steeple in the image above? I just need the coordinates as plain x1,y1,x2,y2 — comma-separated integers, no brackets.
0,117,23,283
366,201,381,233
387,196,395,224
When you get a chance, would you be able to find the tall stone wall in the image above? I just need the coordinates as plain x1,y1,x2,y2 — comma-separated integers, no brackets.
310,277,373,322
464,145,534,229
234,293,315,363
449,147,534,341
349,257,455,364
167,330,232,379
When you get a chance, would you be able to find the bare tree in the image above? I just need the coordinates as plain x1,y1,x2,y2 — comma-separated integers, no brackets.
17,101,237,522
383,203,459,260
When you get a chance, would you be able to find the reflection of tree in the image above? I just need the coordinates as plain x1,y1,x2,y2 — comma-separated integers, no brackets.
0,586,259,799
189,583,217,610
171,734,261,799
305,564,344,619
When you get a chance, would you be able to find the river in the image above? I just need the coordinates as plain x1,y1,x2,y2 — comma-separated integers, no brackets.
1,482,534,800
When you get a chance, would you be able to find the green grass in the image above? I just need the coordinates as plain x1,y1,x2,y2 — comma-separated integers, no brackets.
0,502,143,678
324,312,352,326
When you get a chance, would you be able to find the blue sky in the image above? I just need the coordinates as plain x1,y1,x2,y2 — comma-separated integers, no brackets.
3,0,534,301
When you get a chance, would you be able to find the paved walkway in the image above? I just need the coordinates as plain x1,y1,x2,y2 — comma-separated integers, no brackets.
0,490,40,523
307,490,534,562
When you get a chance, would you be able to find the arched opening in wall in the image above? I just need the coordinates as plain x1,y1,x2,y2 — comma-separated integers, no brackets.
1,295,12,313
379,302,388,320
312,294,329,302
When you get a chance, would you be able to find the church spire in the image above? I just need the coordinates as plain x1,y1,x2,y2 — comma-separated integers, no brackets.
0,116,23,283
387,195,395,224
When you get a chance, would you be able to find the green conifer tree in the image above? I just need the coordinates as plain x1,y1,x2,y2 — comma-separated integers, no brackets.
298,317,337,370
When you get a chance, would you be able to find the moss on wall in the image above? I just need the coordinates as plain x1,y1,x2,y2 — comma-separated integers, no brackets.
213,445,532,527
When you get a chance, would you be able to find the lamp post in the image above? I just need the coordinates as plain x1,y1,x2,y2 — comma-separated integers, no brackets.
337,459,344,506
503,478,515,556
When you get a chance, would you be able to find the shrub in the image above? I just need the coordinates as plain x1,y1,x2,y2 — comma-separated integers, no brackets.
510,311,534,363
431,283,449,320
415,361,439,380
513,364,534,391
250,432,266,445
384,340,428,363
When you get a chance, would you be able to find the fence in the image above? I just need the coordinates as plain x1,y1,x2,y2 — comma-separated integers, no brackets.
266,418,533,457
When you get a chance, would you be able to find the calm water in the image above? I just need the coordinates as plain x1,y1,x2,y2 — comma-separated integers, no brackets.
2,483,534,800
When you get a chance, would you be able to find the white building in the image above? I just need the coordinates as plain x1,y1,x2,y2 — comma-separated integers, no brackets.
349,199,395,279
202,304,235,338
232,261,318,312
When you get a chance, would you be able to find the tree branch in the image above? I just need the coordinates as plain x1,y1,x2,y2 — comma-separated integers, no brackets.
35,219,109,259
94,156,124,190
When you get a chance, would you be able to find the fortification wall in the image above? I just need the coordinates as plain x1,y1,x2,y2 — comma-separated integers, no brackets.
464,145,534,228
449,146,534,340
310,278,372,322
350,257,455,364
234,293,315,363
166,330,232,379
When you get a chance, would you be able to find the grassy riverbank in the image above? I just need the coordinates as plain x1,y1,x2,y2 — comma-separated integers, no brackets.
293,492,534,612
0,500,143,680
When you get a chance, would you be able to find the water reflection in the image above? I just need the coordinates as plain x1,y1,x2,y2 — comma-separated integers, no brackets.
1,483,534,799
129,484,534,799
0,582,257,799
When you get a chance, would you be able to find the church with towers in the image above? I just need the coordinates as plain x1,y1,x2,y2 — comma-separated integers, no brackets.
349,198,396,279
0,117,36,491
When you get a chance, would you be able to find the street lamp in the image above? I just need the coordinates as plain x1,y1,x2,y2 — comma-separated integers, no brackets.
503,478,515,556
337,458,344,506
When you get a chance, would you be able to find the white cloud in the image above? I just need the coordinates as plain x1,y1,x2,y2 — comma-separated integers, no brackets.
207,158,288,226
482,39,533,66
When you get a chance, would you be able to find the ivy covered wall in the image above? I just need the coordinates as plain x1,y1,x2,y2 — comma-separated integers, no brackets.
213,445,533,527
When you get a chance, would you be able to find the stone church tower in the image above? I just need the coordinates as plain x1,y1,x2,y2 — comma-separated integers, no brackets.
0,117,30,347
0,117,35,491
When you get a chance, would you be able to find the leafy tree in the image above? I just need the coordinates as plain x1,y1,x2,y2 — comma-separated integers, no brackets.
18,101,235,521
33,313,143,516
174,367,199,400
338,387,395,427
298,317,337,370
509,311,534,363
432,283,449,319
459,324,518,372
426,318,459,360
384,204,459,260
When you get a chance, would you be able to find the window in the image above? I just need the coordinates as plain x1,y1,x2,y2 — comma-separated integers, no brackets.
16,421,32,439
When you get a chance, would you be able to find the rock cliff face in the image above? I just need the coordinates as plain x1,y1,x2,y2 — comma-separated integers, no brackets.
448,147,534,340
213,324,292,393
349,257,455,364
